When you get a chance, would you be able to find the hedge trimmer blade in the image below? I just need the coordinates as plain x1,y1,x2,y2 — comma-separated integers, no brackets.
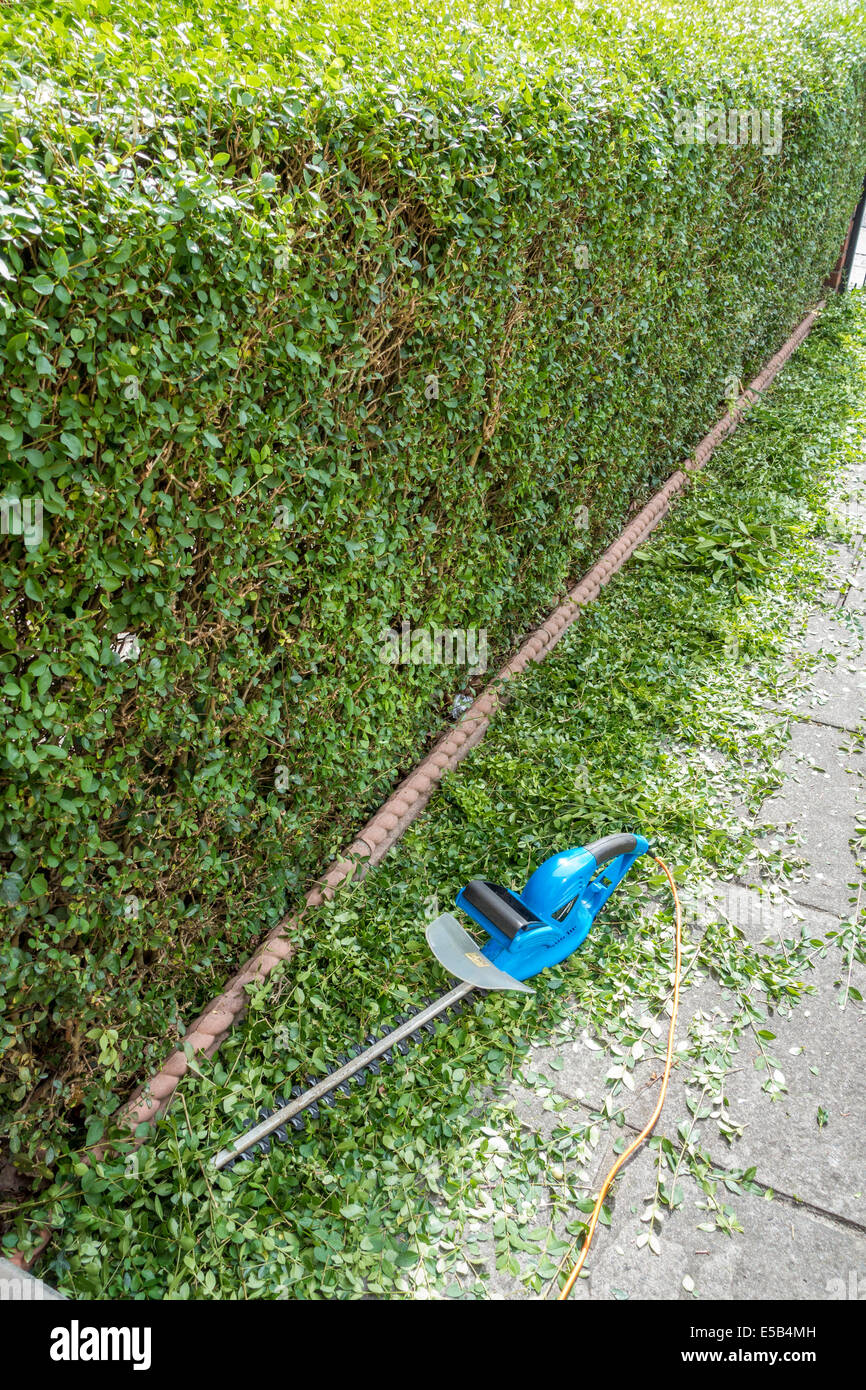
212,836,650,1173
212,978,473,1171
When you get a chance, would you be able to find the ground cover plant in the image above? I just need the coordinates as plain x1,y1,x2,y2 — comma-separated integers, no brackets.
2,0,866,1177
5,291,865,1297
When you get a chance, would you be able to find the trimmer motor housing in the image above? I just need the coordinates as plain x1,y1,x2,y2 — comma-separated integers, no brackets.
427,833,650,992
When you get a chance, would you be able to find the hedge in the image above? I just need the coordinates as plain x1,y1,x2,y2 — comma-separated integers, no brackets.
1,0,865,1170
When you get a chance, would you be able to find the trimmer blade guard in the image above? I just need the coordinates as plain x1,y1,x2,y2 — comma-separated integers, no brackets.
425,914,535,993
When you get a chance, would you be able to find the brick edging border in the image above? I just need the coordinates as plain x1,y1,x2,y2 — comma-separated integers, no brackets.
111,300,825,1145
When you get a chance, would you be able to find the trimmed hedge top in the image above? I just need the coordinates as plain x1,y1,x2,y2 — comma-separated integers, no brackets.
1,0,865,1169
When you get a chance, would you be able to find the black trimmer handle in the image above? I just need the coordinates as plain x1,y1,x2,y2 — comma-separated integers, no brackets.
584,833,638,868
461,879,542,940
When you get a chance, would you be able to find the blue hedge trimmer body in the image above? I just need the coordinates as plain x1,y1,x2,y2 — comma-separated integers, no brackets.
441,832,649,988
213,833,650,1170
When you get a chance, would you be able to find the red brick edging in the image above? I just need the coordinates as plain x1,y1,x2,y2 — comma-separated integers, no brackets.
112,300,825,1144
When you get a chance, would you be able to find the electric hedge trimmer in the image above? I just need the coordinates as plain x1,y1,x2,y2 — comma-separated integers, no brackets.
212,833,650,1172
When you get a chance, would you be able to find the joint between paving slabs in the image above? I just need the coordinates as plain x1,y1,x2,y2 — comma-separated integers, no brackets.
529,1085,866,1250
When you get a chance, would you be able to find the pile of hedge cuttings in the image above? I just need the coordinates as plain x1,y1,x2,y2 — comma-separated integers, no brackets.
1,0,865,1171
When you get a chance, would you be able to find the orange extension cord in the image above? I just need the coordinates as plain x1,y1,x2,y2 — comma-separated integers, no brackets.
557,854,683,1300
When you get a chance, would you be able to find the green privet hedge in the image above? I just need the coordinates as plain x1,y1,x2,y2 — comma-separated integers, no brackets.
1,0,865,1169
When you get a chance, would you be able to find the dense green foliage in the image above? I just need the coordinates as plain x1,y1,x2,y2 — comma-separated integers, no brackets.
8,291,866,1295
1,0,865,1168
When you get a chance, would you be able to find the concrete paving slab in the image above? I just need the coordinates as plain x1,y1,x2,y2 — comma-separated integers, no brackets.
695,880,805,946
702,949,866,1226
505,889,712,1118
523,893,718,1117
564,1140,866,1302
814,539,863,608
609,919,866,1226
834,463,866,613
511,1034,619,1118
833,462,866,532
759,544,864,730
513,881,864,1223
503,1080,609,1188
844,562,866,620
802,605,864,661
751,720,865,915
463,1050,866,1302
790,610,866,731
528,882,821,1140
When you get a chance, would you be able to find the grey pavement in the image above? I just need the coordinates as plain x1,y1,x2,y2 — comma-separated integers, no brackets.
563,1145,866,1303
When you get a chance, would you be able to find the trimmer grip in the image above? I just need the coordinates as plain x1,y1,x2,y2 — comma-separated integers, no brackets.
461,880,542,940
584,833,638,868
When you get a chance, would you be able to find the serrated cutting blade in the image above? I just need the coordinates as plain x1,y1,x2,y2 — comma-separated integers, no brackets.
212,916,533,1172
212,980,473,1170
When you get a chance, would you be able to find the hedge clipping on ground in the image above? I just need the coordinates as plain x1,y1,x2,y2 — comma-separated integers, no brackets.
1,0,865,1168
